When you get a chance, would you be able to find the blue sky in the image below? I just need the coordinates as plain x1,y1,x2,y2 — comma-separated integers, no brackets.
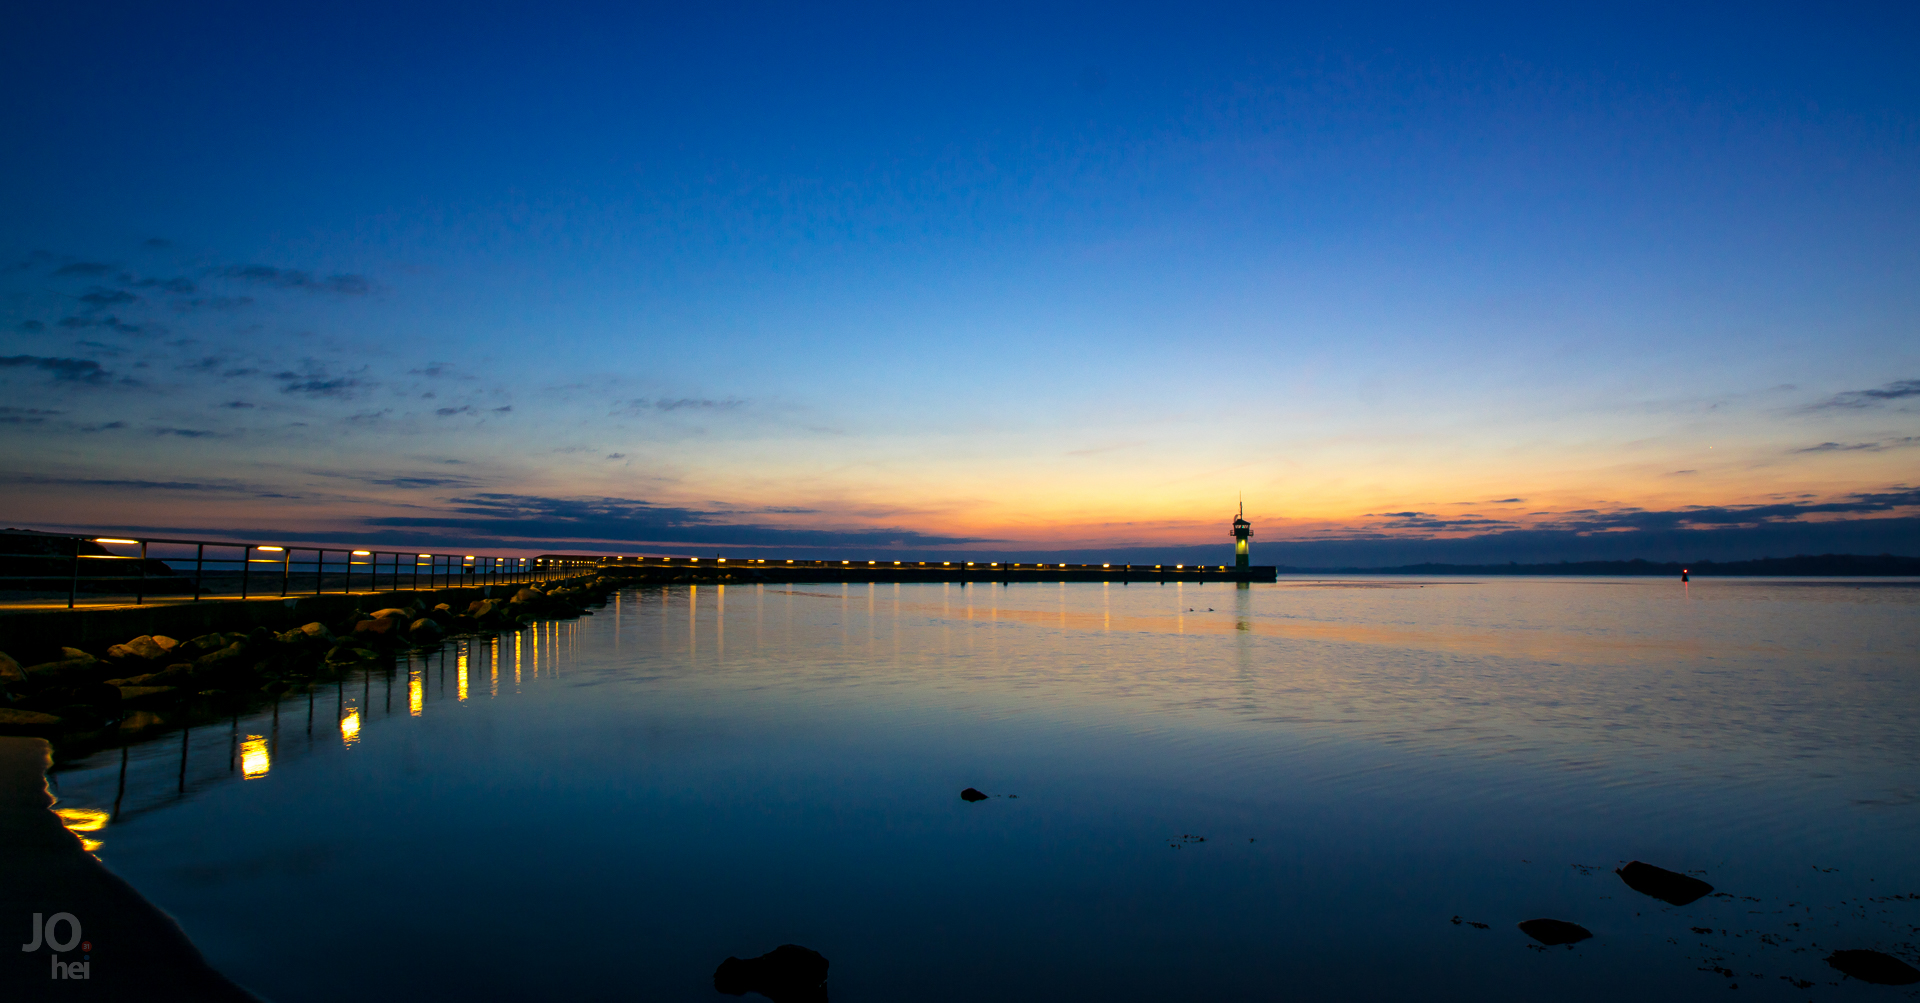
2,2,1917,562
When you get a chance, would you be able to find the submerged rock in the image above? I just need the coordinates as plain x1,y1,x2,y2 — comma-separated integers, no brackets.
1827,950,1920,985
713,944,829,1001
1518,919,1592,946
0,708,62,728
1616,861,1714,906
0,651,22,684
959,787,988,802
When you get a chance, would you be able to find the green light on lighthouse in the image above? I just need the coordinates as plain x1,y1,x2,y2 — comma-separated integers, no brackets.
1231,500,1252,569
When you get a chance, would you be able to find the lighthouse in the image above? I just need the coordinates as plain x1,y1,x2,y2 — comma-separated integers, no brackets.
1231,501,1252,569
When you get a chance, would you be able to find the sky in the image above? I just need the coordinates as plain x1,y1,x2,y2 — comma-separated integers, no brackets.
2,2,1917,565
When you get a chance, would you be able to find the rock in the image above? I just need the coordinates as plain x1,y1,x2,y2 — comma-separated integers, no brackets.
1827,950,1920,985
296,622,333,642
0,708,62,728
58,647,94,661
370,607,413,621
355,618,401,638
186,633,228,653
194,641,247,667
960,787,989,802
147,664,194,685
117,686,175,701
119,710,164,732
1517,919,1591,946
713,944,829,1001
23,656,96,680
511,587,542,603
433,603,453,613
409,618,444,641
117,635,170,661
151,635,181,653
1615,861,1714,906
0,651,22,684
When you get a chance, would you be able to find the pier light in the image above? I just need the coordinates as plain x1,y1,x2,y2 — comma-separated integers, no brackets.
465,555,476,560
966,562,974,566
1059,563,1066,568
418,553,431,558
718,558,726,563
1103,564,1110,568
869,561,876,565
94,538,138,544
690,558,699,562
990,563,998,567
1175,564,1183,569
786,560,793,564
352,550,371,556
842,560,850,565
943,562,950,566
258,546,284,552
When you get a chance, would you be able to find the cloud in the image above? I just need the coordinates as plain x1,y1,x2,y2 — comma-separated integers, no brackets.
490,405,512,413
0,355,110,384
1795,441,1880,453
153,427,216,438
364,477,475,489
77,421,126,432
54,262,114,277
76,288,138,308
0,473,250,492
220,401,256,409
54,315,143,333
617,397,746,414
362,492,994,548
434,406,473,416
217,265,372,295
18,320,44,331
1793,437,1919,453
1811,378,1920,410
606,453,626,459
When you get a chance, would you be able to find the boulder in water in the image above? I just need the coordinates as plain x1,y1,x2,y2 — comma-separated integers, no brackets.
960,787,988,802
1518,919,1591,946
1616,861,1714,906
713,944,828,1001
1827,950,1920,985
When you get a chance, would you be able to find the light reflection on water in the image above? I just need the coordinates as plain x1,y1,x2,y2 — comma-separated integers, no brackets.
43,578,1920,1002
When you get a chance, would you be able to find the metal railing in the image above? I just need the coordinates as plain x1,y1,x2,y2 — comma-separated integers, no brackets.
0,529,603,609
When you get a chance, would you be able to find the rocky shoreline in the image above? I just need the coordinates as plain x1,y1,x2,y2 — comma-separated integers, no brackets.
0,572,624,760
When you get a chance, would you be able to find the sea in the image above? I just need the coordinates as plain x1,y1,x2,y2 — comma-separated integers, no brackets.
44,576,1920,1000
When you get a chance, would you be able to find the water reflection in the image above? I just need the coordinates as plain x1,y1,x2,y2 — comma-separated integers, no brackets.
241,735,270,778
53,806,109,852
37,579,1920,1003
340,707,361,747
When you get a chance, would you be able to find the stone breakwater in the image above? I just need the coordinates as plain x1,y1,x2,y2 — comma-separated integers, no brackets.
0,573,623,756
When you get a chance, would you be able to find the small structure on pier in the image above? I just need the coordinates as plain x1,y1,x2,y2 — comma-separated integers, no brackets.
1231,501,1253,569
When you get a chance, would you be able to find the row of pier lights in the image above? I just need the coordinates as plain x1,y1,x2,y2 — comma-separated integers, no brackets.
597,556,1243,572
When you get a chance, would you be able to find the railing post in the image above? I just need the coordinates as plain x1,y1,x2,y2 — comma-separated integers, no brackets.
280,548,290,597
241,544,251,599
67,536,79,609
193,543,204,601
316,549,324,595
413,554,420,593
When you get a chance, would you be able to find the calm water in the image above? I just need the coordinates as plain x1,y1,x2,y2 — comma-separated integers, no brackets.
47,578,1920,1000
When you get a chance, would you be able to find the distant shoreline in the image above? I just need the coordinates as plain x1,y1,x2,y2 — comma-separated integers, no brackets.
1270,554,1920,576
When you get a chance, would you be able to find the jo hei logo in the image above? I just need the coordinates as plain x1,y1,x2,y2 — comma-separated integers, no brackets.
21,912,92,980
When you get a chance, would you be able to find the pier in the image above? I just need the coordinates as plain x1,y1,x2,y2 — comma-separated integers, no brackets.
587,555,1278,585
